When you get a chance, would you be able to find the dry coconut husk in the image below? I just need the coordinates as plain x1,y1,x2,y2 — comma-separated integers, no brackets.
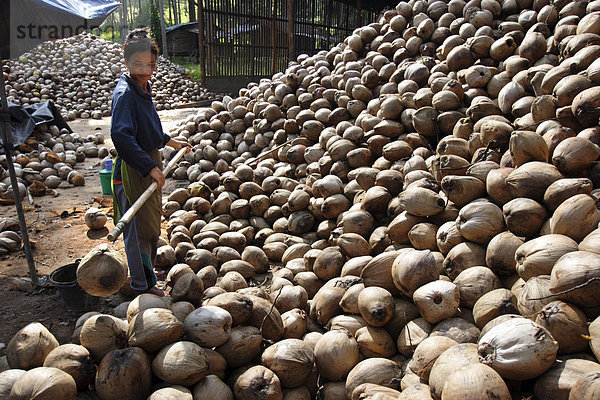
171,272,205,307
95,347,152,400
543,178,594,212
192,375,234,400
345,358,401,399
148,386,193,400
42,344,96,391
9,367,77,400
502,197,547,238
472,288,519,329
515,234,579,281
580,228,600,255
261,339,314,388
505,161,564,202
79,314,128,361
430,318,480,344
455,200,504,244
443,241,487,279
126,293,169,322
281,308,307,339
534,358,600,400
351,383,401,400
151,341,209,386
453,267,502,308
0,369,25,398
397,318,433,357
6,322,59,369
171,301,195,323
355,326,396,358
408,336,458,381
183,306,232,347
428,343,480,400
233,365,283,400
478,318,558,380
413,280,460,324
310,279,355,326
216,325,262,369
517,275,554,318
570,371,600,400
339,283,364,314
246,295,284,341
127,308,184,353
535,301,589,355
392,250,439,297
76,243,127,297
362,251,401,295
550,194,600,242
357,286,395,327
441,363,511,400
398,383,433,400
549,251,600,307
485,231,523,277
314,329,360,381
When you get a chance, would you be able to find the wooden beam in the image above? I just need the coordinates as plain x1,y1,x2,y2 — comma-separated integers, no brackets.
197,0,206,85
287,0,294,61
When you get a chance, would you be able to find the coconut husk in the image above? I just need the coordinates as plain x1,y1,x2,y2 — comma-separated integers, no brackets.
534,358,600,400
544,178,594,211
152,341,209,386
397,318,433,357
478,318,558,380
472,289,519,329
357,286,395,327
234,366,283,400
549,251,600,307
345,358,401,399
127,308,184,353
355,326,396,358
392,250,439,297
9,367,77,400
192,375,233,400
76,243,127,297
441,363,511,400
42,344,95,391
502,197,547,238
408,336,458,381
455,200,504,244
413,280,460,324
570,371,600,400
95,347,152,400
6,322,59,370
216,326,262,369
535,301,589,355
454,266,502,308
428,343,479,399
183,306,232,348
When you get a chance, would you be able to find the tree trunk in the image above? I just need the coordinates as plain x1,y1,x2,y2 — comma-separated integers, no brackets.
119,0,127,43
158,0,169,57
188,0,196,21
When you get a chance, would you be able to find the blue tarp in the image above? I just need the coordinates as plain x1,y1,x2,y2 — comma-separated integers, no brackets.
6,0,121,58
27,0,121,20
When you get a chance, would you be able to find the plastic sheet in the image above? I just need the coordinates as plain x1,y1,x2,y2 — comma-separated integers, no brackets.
8,0,120,58
1,101,71,153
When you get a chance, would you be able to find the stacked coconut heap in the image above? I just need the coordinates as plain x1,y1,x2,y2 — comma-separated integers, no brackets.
4,33,216,120
5,0,600,398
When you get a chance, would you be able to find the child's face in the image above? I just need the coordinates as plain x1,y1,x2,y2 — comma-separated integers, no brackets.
125,51,156,85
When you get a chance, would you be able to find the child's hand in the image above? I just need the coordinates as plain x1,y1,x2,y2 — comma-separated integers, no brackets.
168,138,192,153
149,166,165,188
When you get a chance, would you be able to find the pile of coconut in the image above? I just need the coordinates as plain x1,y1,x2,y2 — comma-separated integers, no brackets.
0,122,110,205
4,33,217,120
4,0,600,398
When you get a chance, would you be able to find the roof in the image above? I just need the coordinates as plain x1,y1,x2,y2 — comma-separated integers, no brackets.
166,22,199,34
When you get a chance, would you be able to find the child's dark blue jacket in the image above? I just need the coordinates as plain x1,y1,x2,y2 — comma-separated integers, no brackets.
110,75,170,181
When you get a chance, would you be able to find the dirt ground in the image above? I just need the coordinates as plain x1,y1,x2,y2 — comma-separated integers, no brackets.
0,107,200,353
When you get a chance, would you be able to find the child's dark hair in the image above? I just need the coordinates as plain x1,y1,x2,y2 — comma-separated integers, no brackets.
123,28,159,60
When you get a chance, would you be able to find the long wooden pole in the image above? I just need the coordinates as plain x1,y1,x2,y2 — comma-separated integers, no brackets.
108,147,188,242
0,60,38,286
197,0,206,85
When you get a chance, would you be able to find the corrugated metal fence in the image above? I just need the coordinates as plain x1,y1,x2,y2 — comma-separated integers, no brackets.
198,0,377,91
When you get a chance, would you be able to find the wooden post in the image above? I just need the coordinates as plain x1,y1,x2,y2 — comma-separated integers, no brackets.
270,0,277,75
356,0,362,28
158,0,169,57
122,0,129,32
119,2,126,43
197,0,206,85
287,0,294,62
0,59,39,287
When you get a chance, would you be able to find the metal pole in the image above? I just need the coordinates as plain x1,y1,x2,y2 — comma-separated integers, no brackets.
197,0,205,86
0,59,39,286
287,0,294,62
